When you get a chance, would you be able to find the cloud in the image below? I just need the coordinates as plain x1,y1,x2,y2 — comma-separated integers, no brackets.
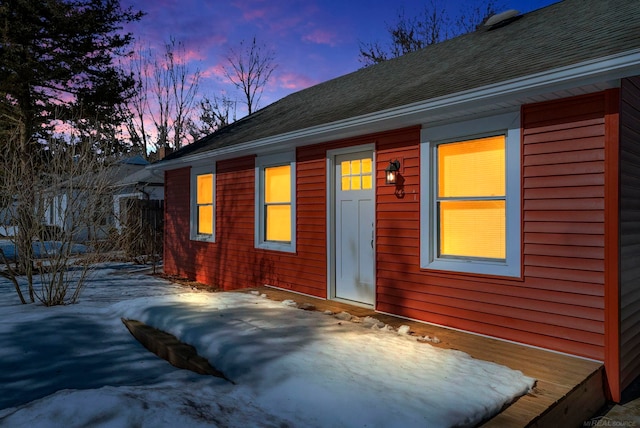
123,0,232,59
231,0,271,22
240,6,267,21
276,72,318,90
230,0,319,37
201,63,227,81
302,29,340,46
267,15,307,34
175,47,207,64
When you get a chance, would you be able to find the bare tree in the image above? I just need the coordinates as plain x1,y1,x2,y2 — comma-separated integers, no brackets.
123,47,153,157
223,37,276,115
192,94,237,137
151,44,172,151
0,128,119,306
0,0,141,293
126,38,202,156
115,198,163,273
166,39,201,150
455,0,505,33
359,0,504,66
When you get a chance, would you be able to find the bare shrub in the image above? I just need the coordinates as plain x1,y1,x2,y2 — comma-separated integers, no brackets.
0,136,119,305
116,198,163,273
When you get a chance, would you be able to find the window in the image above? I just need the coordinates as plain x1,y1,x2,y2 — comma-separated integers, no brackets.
341,158,373,191
420,112,521,277
438,136,505,259
190,165,215,241
264,165,291,242
256,152,296,252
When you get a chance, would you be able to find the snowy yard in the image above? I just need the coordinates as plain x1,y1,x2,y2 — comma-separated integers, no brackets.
0,264,535,427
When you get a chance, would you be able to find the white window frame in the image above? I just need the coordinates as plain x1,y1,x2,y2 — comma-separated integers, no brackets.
255,152,296,253
420,111,521,277
190,164,216,242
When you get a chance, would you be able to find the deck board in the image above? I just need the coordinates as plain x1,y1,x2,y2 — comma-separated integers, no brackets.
242,286,604,427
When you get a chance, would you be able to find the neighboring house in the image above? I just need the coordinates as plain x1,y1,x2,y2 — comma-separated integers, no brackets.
153,0,640,402
111,158,164,232
45,155,164,241
0,198,18,237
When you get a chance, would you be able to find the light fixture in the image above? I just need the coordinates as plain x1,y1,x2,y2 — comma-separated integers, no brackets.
385,160,401,185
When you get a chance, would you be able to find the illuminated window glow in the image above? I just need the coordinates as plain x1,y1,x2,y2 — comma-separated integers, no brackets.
264,165,291,242
439,201,505,258
191,167,215,242
341,158,373,191
196,173,214,235
438,136,505,198
437,136,506,259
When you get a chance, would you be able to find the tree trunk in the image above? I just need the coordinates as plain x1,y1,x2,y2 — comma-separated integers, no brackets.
16,103,36,302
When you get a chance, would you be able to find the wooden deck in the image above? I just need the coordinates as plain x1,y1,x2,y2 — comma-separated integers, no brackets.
244,286,605,427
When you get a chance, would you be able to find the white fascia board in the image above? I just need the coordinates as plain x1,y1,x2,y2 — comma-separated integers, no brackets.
151,48,640,171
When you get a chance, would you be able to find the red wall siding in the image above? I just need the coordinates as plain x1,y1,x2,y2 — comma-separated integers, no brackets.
164,167,193,278
164,155,328,296
291,145,327,296
522,93,608,360
164,128,421,296
165,91,618,362
376,92,612,361
210,156,258,288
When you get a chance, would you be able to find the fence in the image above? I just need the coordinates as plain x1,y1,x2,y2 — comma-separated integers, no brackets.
119,198,163,264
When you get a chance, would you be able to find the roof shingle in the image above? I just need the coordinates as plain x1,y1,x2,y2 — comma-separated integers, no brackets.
164,0,640,161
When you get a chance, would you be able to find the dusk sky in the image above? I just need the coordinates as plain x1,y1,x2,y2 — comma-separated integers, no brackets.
122,0,559,116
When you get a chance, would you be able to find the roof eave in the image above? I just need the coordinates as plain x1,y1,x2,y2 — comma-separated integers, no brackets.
151,48,640,171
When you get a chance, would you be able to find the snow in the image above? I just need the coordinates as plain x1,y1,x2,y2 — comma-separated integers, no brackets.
0,263,535,427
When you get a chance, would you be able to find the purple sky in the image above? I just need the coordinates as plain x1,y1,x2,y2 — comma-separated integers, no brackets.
122,0,559,115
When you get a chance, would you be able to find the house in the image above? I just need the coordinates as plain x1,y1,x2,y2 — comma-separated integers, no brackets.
111,156,164,232
153,0,640,402
45,155,164,241
0,197,18,238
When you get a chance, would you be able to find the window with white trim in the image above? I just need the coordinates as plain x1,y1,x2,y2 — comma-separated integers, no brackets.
255,152,296,252
190,165,215,241
420,112,521,277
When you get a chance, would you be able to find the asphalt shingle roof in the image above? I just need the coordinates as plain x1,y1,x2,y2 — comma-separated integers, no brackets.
164,0,640,162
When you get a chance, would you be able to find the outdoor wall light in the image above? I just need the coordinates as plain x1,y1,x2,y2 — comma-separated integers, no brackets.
385,160,401,185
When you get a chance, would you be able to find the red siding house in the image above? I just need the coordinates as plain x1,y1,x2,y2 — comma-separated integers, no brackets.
154,0,640,402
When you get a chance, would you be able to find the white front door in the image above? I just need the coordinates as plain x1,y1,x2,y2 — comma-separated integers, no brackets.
334,151,375,305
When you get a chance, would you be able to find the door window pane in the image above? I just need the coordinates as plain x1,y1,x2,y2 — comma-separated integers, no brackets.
362,175,372,189
362,158,372,174
341,157,373,191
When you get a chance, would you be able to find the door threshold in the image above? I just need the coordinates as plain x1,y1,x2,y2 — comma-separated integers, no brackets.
331,297,374,309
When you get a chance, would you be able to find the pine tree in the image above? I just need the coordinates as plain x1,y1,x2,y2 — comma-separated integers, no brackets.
0,0,143,302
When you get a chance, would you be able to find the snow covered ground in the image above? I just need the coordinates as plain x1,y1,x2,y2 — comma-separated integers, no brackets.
0,263,535,427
